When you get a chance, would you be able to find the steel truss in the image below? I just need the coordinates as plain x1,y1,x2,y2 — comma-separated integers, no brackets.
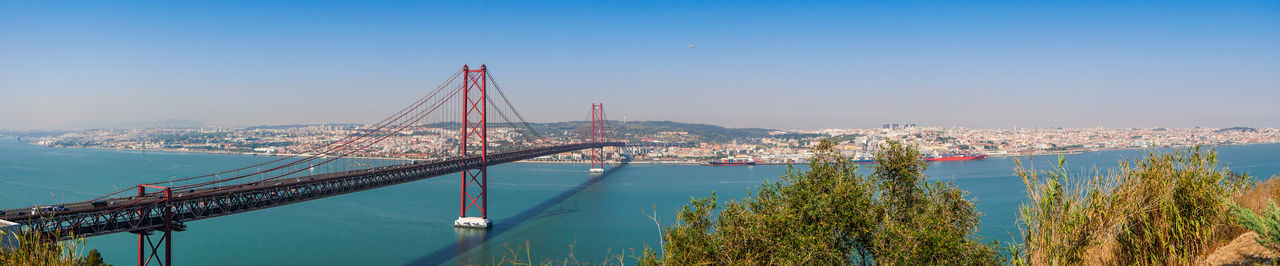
9,142,623,238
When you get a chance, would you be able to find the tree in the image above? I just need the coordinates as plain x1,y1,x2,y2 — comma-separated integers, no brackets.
868,140,1000,265
652,139,1001,265
84,249,111,266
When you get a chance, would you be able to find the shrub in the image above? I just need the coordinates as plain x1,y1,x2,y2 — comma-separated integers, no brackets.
654,139,1001,265
1230,200,1280,252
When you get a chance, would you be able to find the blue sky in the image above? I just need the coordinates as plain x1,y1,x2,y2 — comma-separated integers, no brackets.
2,1,1277,130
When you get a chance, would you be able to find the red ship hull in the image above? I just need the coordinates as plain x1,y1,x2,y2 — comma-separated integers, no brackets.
923,155,988,162
708,162,756,166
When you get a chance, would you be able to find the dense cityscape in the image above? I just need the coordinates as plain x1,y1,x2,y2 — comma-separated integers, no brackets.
7,123,1277,165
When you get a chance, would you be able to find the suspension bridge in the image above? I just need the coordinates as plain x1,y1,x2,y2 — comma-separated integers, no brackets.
0,65,671,265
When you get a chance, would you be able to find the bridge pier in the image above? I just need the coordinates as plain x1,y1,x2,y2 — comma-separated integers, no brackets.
135,184,183,266
133,225,184,266
453,217,492,229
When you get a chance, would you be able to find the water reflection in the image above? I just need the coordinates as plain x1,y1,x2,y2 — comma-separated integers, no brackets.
408,162,629,265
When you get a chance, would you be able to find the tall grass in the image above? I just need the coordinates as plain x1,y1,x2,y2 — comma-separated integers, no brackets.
1013,147,1252,265
1011,156,1121,265
480,240,644,266
0,228,98,266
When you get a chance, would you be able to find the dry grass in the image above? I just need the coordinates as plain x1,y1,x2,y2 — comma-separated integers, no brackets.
1233,176,1280,213
1013,147,1255,265
1074,175,1280,265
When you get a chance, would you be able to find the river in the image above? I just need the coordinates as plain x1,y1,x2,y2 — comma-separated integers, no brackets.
1,138,1277,264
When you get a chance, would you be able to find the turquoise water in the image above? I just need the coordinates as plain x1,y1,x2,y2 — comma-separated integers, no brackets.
2,137,1278,265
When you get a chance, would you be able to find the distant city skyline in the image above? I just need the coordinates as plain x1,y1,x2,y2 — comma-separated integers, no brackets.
2,1,1277,130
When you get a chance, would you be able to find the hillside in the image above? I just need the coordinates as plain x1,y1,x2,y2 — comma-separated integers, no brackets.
522,120,775,144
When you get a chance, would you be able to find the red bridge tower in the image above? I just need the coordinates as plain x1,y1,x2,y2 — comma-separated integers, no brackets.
455,64,491,229
588,103,607,173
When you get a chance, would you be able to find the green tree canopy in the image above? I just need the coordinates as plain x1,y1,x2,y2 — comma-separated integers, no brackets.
650,139,1001,265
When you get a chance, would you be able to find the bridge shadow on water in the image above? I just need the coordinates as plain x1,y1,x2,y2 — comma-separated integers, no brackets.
405,162,630,265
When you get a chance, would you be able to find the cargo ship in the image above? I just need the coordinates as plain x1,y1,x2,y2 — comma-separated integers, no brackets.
707,158,756,166
922,153,988,162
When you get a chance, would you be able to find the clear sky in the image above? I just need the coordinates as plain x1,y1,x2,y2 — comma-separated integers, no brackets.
2,1,1277,130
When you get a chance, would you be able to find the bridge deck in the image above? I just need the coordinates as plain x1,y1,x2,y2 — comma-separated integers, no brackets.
0,142,624,237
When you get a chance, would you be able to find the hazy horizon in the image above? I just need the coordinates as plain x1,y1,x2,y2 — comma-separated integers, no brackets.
5,117,1274,132
3,1,1278,130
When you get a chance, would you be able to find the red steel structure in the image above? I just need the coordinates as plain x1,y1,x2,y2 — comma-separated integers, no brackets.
588,103,607,171
135,184,182,266
459,64,489,222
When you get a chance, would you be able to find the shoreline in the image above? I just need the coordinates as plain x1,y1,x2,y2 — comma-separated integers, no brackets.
983,142,1274,159
5,137,1276,166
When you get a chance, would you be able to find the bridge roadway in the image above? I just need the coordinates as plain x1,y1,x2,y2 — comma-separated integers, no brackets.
0,142,625,238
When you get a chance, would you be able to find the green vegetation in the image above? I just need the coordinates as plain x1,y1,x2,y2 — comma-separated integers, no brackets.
245,123,361,130
0,229,110,266
483,240,640,266
84,249,109,266
1216,126,1259,133
150,132,231,143
1012,147,1251,265
493,144,1280,265
518,120,773,143
769,132,826,140
50,140,101,147
604,121,773,143
1228,176,1280,256
647,139,1001,264
244,141,296,148
1231,201,1280,252
434,120,773,143
834,133,865,141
